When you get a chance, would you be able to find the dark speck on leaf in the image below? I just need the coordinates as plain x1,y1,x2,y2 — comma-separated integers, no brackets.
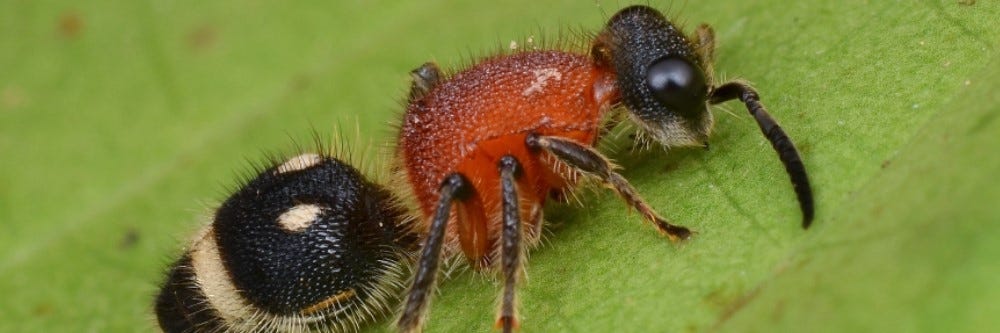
796,141,812,154
57,11,84,39
33,303,53,317
187,24,218,52
662,161,680,173
2,86,27,110
119,228,140,250
290,74,311,92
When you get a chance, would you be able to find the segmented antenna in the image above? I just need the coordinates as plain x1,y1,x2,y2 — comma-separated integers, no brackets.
711,82,815,228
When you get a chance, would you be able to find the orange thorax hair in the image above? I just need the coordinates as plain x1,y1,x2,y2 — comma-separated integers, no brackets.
398,50,619,266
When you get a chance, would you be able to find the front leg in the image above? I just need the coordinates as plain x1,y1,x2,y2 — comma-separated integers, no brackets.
526,134,692,241
692,24,716,85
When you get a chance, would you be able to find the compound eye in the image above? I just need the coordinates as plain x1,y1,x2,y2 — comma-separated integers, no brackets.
646,56,708,116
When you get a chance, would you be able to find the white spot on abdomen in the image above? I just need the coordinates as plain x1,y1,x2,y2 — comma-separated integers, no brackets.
276,204,323,232
276,153,322,174
522,68,562,96
190,228,254,323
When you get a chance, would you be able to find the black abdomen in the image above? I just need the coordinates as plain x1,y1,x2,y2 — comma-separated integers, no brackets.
155,154,415,333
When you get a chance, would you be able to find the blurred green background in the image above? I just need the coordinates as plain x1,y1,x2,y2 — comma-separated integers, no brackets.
1,1,997,332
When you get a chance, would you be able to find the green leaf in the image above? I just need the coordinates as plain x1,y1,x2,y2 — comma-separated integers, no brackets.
0,1,996,332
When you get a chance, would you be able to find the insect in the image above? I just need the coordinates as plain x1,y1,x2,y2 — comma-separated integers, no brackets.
394,5,813,332
154,152,417,333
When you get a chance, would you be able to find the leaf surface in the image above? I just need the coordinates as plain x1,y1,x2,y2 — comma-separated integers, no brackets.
0,1,996,332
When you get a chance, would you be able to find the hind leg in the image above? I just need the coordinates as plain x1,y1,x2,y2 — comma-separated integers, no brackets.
408,62,443,102
398,173,473,332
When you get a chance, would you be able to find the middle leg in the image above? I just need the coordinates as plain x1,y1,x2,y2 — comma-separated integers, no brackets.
496,155,524,333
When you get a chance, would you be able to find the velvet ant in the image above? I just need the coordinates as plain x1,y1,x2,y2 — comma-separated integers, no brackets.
154,5,813,333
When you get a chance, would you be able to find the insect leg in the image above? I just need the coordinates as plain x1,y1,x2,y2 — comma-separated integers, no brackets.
709,81,815,228
692,24,716,85
408,62,443,102
496,155,523,333
398,173,472,332
526,134,692,241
